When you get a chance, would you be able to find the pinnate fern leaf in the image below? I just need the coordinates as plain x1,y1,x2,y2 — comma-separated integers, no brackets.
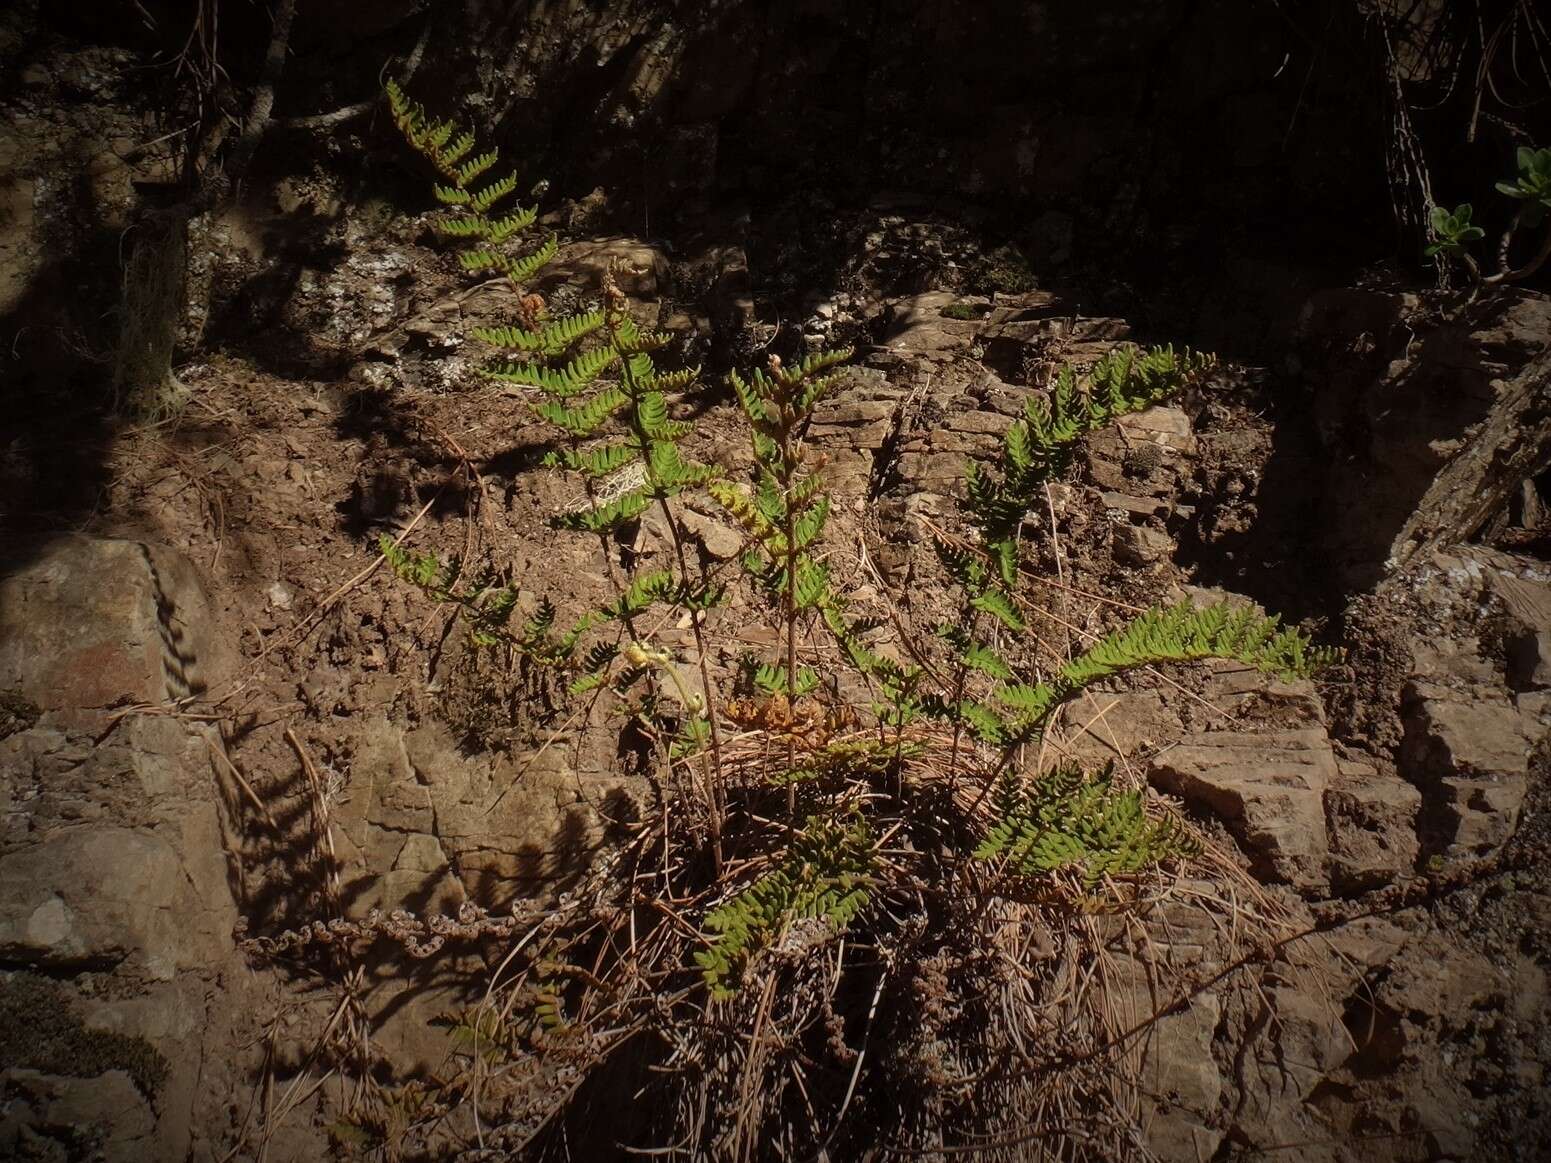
472,309,606,355
695,813,874,998
975,764,1199,886
486,346,621,398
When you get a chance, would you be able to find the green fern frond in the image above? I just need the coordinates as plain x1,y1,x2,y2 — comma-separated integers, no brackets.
794,558,832,610
709,480,777,541
534,385,629,435
459,236,557,280
637,392,679,439
469,173,519,214
455,149,499,188
791,495,831,551
547,441,636,478
752,663,820,696
727,369,770,426
485,205,539,244
775,348,855,386
553,489,651,533
615,326,673,355
974,764,1199,886
438,214,489,237
992,681,1060,724
989,601,1338,741
960,701,1008,743
1059,601,1338,691
610,569,677,619
441,206,538,243
505,235,558,280
672,714,713,759
695,813,874,998
965,344,1215,549
472,309,606,355
386,81,552,292
649,367,698,393
485,345,621,397
961,642,1015,681
970,587,1024,631
647,440,716,491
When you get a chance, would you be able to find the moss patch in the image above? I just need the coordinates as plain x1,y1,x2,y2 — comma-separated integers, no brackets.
940,300,982,320
0,688,40,740
0,973,169,1097
966,243,1037,295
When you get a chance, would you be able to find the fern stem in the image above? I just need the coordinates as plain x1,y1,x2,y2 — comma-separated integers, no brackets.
781,403,800,820
656,495,727,873
943,610,979,794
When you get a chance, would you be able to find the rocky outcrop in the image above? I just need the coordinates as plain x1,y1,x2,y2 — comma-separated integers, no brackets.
0,537,245,1161
1298,289,1551,591
1402,674,1540,859
1152,726,1336,893
336,717,632,910
1323,758,1421,893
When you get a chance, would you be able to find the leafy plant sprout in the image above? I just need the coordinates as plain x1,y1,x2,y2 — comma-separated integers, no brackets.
1425,203,1485,263
1428,145,1551,284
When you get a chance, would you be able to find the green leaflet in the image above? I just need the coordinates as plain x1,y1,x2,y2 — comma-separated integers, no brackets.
750,662,819,696
961,642,1014,681
547,440,635,478
459,236,557,279
553,489,651,533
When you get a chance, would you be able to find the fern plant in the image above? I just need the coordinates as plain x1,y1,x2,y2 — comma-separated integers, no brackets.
310,81,1356,1163
384,83,706,692
714,352,928,783
710,351,902,804
712,351,852,702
